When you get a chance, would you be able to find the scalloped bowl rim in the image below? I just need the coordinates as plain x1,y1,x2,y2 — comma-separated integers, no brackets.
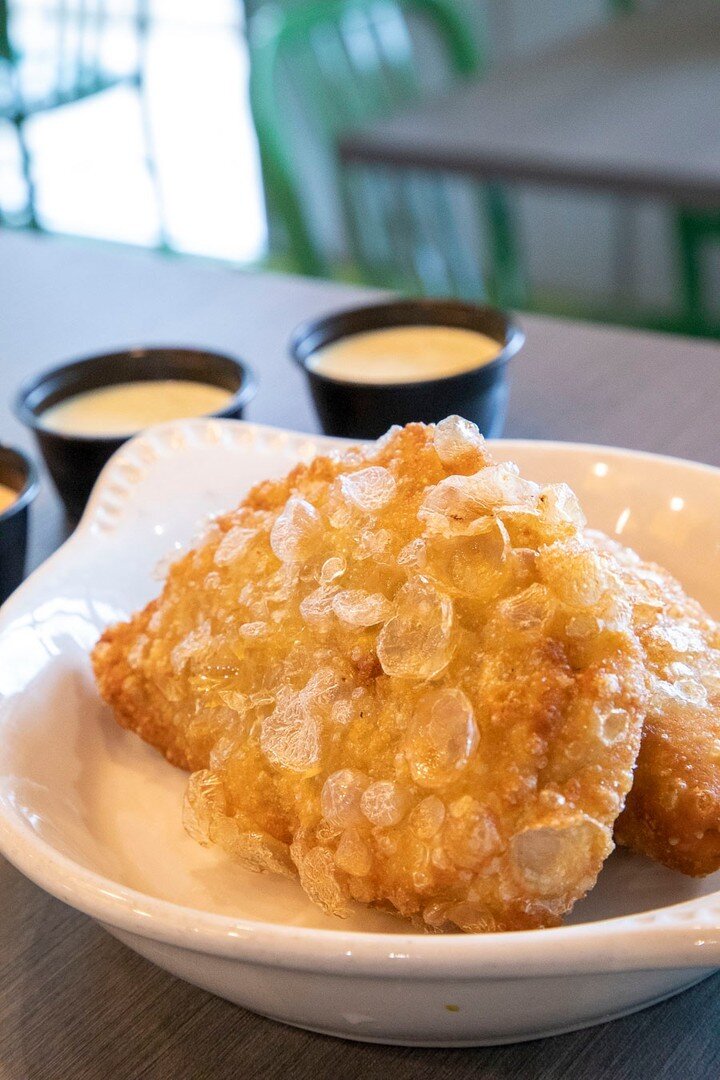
0,418,718,980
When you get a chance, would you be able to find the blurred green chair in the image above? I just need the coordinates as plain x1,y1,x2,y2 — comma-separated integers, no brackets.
677,210,720,333
248,0,524,306
609,0,720,336
0,0,162,235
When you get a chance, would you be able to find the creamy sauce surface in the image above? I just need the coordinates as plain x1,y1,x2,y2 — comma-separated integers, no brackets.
308,325,501,384
41,380,233,436
0,483,17,515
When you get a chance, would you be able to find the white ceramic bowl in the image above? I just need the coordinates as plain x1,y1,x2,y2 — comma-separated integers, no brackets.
0,419,718,1047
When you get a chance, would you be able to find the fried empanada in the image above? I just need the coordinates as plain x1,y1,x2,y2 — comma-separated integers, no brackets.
93,421,648,931
589,533,720,876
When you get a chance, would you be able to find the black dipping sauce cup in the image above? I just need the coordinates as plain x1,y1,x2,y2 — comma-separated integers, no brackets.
0,446,40,606
15,347,257,522
290,299,524,440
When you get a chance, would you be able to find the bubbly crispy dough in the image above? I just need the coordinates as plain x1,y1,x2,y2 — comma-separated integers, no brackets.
93,420,648,932
589,532,720,877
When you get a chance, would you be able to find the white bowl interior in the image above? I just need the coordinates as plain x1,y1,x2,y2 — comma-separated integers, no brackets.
1,422,718,934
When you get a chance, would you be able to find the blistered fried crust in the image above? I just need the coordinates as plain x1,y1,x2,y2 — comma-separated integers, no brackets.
589,533,720,877
93,420,648,932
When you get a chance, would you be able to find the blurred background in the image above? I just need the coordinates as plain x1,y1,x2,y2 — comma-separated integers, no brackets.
1,0,718,336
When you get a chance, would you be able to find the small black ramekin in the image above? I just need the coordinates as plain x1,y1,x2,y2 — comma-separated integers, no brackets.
0,445,40,606
14,346,257,522
290,298,524,440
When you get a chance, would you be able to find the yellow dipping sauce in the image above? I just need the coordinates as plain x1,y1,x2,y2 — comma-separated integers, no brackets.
308,325,501,384
41,380,234,437
0,483,17,515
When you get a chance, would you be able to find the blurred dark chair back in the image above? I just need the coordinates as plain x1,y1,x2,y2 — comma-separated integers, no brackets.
248,0,522,305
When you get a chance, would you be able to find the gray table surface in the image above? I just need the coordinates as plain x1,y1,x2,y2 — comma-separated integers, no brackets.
0,231,719,1078
340,0,720,207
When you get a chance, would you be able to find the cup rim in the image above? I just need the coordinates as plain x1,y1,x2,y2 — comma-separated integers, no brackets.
0,446,40,524
289,299,525,389
13,345,258,444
